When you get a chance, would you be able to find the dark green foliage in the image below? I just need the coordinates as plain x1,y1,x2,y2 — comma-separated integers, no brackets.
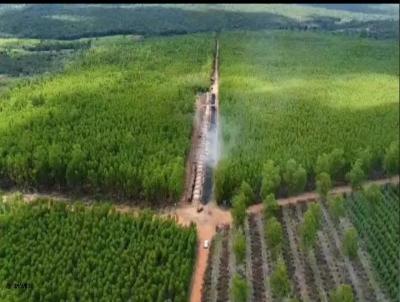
346,185,399,300
231,274,248,302
329,284,355,302
283,159,307,195
346,159,366,189
316,172,332,199
0,34,212,202
217,31,398,201
270,258,290,299
0,199,197,301
231,193,247,228
343,228,358,259
260,160,281,198
315,148,346,180
383,140,399,175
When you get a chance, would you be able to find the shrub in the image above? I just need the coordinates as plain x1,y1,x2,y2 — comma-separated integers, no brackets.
231,193,247,228
343,228,358,259
363,184,382,205
261,160,281,198
233,229,246,265
316,172,332,199
239,181,254,206
329,284,355,302
315,148,345,180
263,193,279,219
231,274,248,302
270,258,290,298
283,159,307,195
265,217,283,256
346,159,366,189
301,203,321,249
328,195,345,222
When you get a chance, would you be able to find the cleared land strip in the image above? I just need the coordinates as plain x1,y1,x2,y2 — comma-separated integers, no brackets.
282,207,310,302
248,214,267,302
296,204,328,302
256,215,272,302
216,229,230,302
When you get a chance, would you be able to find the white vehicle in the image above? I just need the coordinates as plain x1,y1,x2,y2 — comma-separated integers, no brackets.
203,240,209,249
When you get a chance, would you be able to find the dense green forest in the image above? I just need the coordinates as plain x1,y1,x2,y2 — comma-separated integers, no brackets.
0,4,398,40
0,34,213,202
215,30,399,202
0,196,197,301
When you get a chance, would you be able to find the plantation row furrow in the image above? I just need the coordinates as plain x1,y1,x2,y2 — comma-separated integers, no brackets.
281,206,310,302
216,229,230,302
244,217,254,300
290,205,320,302
201,235,221,302
278,208,300,300
257,216,273,302
248,213,266,302
316,228,341,288
320,204,365,301
296,204,328,302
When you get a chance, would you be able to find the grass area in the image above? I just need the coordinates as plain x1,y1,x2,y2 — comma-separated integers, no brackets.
0,34,213,202
0,195,197,301
216,30,399,201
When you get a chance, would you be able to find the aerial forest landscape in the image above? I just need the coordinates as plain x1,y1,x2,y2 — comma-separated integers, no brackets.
0,4,399,302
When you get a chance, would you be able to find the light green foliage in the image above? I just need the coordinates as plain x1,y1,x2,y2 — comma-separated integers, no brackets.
309,203,322,228
363,184,382,205
263,193,279,219
0,34,212,202
217,31,399,201
265,216,283,254
316,172,332,199
231,193,247,228
383,140,399,175
239,180,254,206
328,195,345,222
343,227,358,259
270,258,291,299
301,203,321,249
261,160,281,198
233,229,246,265
346,159,366,189
283,159,307,195
329,284,355,302
0,199,197,301
231,274,248,302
